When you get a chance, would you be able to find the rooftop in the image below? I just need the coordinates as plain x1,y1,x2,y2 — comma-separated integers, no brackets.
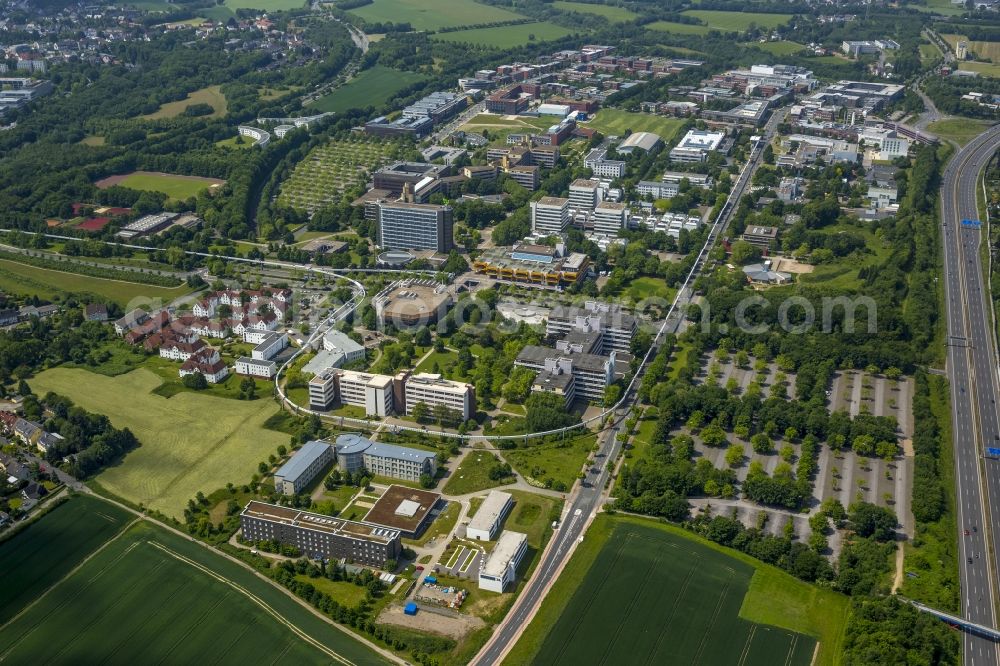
468,490,513,536
242,501,399,543
365,441,437,465
334,433,373,456
274,440,332,483
481,530,528,579
362,484,442,533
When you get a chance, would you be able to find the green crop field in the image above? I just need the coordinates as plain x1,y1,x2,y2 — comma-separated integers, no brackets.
959,61,1000,78
224,0,306,10
28,368,288,518
311,65,427,114
141,85,227,119
433,22,576,48
278,136,403,212
682,10,793,31
347,0,525,30
96,170,226,201
552,1,636,21
511,516,846,666
749,40,808,56
0,495,132,623
583,109,686,141
0,519,389,665
0,258,193,307
942,34,1000,62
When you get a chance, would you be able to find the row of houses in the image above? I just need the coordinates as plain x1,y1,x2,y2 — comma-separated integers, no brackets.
0,412,63,455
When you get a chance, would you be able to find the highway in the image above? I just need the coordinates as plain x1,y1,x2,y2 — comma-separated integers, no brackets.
941,124,1000,666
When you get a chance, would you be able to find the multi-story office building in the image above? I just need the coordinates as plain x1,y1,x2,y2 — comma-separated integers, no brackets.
670,129,726,163
467,490,513,540
505,165,540,191
322,329,366,367
335,370,394,417
240,501,401,567
273,440,334,495
377,202,453,253
584,148,626,179
333,433,371,473
479,531,528,592
592,201,627,236
568,179,601,211
235,357,277,379
741,225,779,249
530,197,569,235
401,91,467,123
308,370,338,410
546,300,637,354
372,162,451,195
402,372,475,421
661,171,713,190
515,344,618,402
362,441,438,482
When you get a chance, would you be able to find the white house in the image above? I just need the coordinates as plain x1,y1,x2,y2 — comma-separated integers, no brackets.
235,357,277,379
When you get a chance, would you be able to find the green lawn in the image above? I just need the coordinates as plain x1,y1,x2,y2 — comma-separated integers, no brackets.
507,490,561,548
295,575,369,607
929,118,994,147
0,495,132,623
109,171,226,200
141,85,227,119
0,258,193,307
404,499,461,546
311,65,427,114
502,433,596,490
224,0,306,9
433,22,577,48
552,1,636,21
749,40,807,56
442,450,515,495
626,275,677,303
216,135,255,150
505,515,847,666
0,519,389,665
913,0,970,15
347,0,525,30
646,20,711,35
29,367,289,519
583,109,686,141
958,61,1000,78
682,9,792,31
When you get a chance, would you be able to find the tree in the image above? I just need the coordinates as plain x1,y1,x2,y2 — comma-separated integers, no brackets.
849,502,898,541
725,443,744,468
730,240,762,265
412,401,430,424
240,377,257,400
502,367,536,404
182,372,208,390
750,433,772,454
700,423,727,447
419,473,435,489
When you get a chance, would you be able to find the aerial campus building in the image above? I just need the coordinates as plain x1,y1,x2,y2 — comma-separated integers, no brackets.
329,433,438,483
479,530,529,592
240,501,401,567
377,201,454,253
273,440,334,495
545,300,638,354
472,242,590,288
466,490,513,541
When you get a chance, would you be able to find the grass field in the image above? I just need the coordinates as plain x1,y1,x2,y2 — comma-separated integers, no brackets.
682,10,792,31
507,515,847,665
224,0,306,9
583,109,686,141
749,40,807,56
959,61,1000,77
929,118,995,146
507,490,561,547
0,258,193,307
443,450,515,495
141,85,227,120
552,1,636,21
914,0,969,15
347,0,524,30
502,433,595,490
96,170,226,201
626,276,677,303
29,368,288,518
433,22,576,48
0,519,389,665
646,20,711,35
79,134,106,146
0,496,132,623
310,65,427,114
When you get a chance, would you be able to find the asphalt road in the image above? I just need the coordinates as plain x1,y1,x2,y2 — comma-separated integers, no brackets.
941,124,1000,666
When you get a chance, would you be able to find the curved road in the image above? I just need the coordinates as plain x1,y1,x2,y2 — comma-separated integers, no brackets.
942,124,1000,666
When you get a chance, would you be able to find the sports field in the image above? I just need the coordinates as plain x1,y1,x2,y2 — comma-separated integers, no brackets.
95,170,226,200
311,65,427,114
682,10,792,31
433,22,576,48
584,109,686,141
141,85,227,119
508,516,849,666
0,495,132,623
348,0,524,30
552,1,636,21
0,258,193,307
28,368,288,518
0,519,390,665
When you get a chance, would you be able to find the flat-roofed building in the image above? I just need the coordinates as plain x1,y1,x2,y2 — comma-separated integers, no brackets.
235,356,277,379
741,225,779,249
467,490,513,540
670,129,725,163
362,441,437,482
515,345,618,402
472,243,589,287
373,278,453,329
592,201,627,236
273,440,334,495
240,501,401,567
661,171,713,189
373,162,451,195
479,530,528,592
505,165,540,191
308,370,338,410
362,484,442,539
251,331,288,361
403,372,475,421
569,178,601,211
584,147,626,179
336,369,394,417
530,197,569,235
377,202,453,253
322,329,366,367
333,433,372,472
546,300,637,354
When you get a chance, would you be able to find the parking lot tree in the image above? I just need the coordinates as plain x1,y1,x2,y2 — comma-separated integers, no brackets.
725,443,744,468
750,432,772,454
700,423,727,447
849,502,898,542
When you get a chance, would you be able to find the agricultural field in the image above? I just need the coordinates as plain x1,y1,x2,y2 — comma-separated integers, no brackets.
433,22,576,49
507,516,848,666
141,85,227,119
749,40,808,56
0,495,132,623
959,61,1000,78
914,0,970,15
942,34,1000,62
277,137,403,213
583,109,686,141
310,65,427,114
0,520,390,665
682,10,793,31
95,170,226,200
929,118,995,146
552,1,636,21
28,367,288,518
0,258,193,307
224,0,306,9
347,0,525,31
646,20,711,35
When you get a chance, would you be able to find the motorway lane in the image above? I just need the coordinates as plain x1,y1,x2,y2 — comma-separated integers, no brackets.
942,125,1000,666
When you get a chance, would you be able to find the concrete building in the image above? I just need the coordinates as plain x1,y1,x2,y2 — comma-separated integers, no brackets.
333,433,371,473
361,485,441,539
479,531,528,592
531,197,570,235
617,131,662,154
308,370,338,410
670,130,725,163
402,373,475,421
240,501,401,567
235,357,277,379
336,370,394,417
569,179,601,211
584,148,626,179
592,201,627,236
322,329,366,367
251,331,288,361
373,279,453,328
377,202,453,253
373,162,451,195
363,441,437,482
505,165,540,191
273,440,334,495
741,225,779,249
467,490,513,541
546,300,637,354
472,243,589,288
515,344,618,402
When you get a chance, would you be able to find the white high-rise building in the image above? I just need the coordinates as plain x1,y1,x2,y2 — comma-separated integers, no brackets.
592,202,627,236
568,178,601,211
530,197,570,235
